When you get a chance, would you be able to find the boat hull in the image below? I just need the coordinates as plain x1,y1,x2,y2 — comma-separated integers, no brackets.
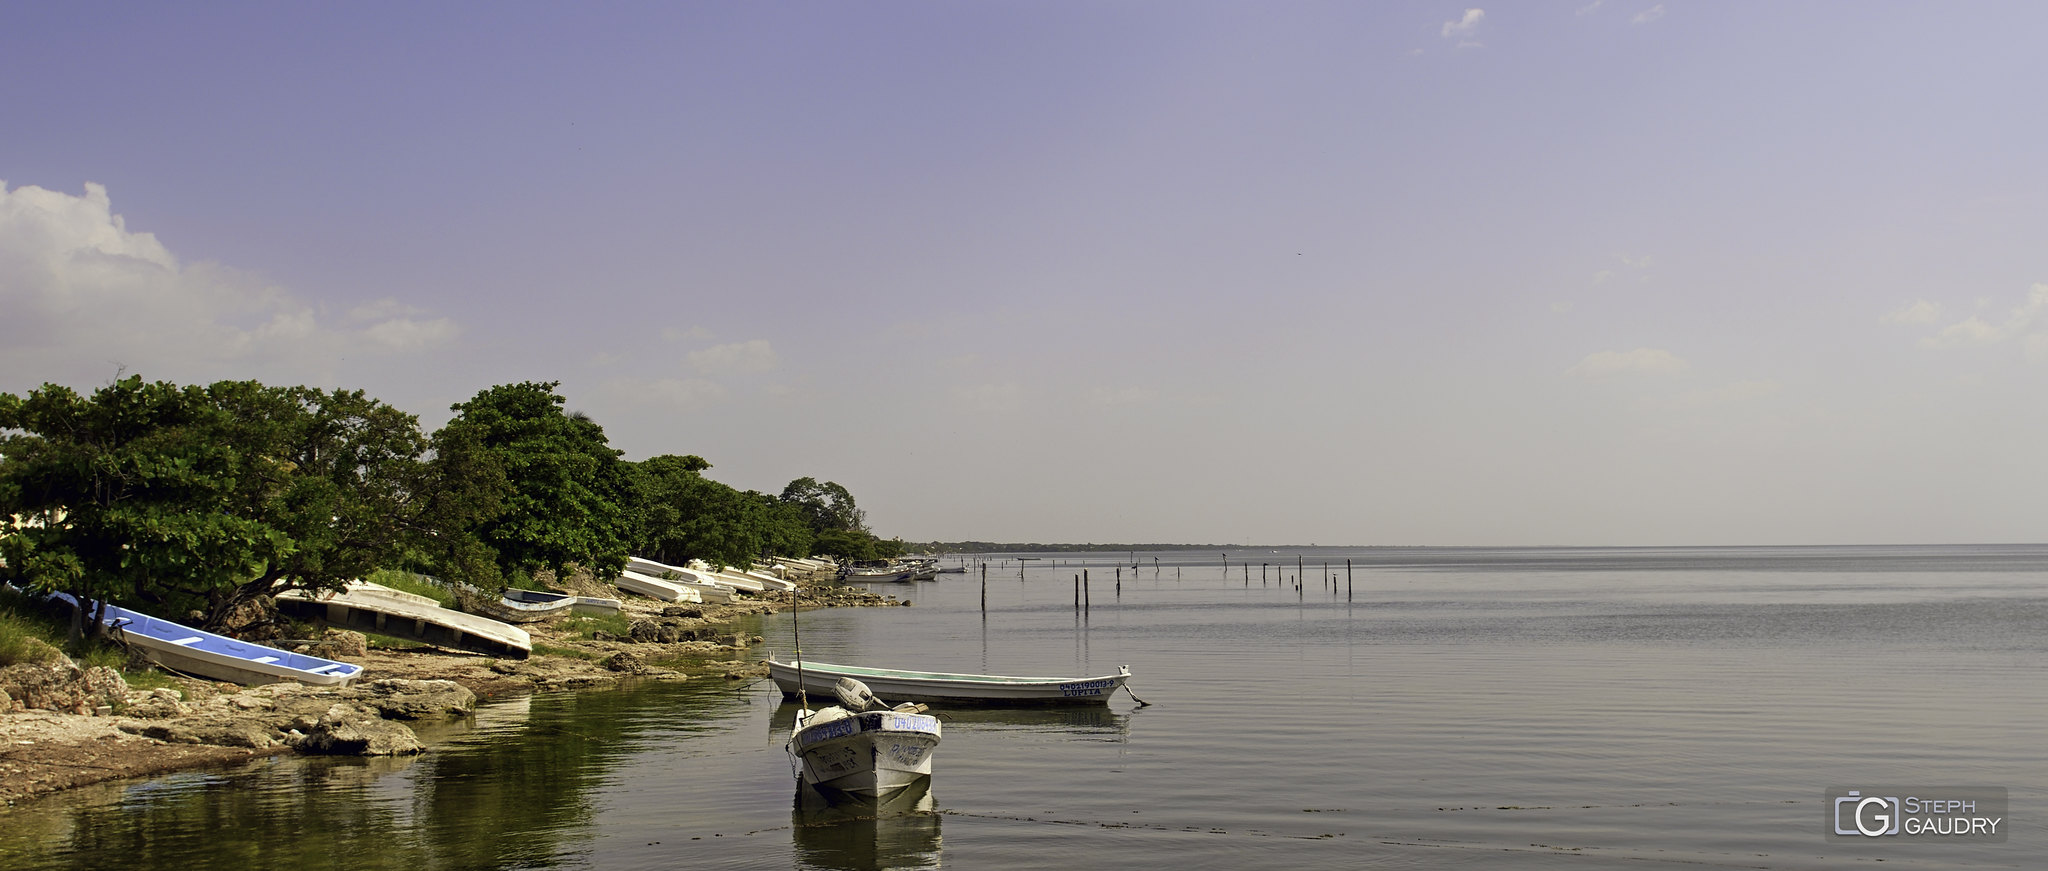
792,708,942,798
769,659,1130,706
614,570,705,603
53,594,363,687
276,583,531,659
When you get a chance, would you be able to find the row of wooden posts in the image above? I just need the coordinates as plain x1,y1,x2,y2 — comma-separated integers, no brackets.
968,556,1356,613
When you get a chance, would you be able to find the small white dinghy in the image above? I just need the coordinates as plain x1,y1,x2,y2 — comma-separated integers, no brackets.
788,677,942,800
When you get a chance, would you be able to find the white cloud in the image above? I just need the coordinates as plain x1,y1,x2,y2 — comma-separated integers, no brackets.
1568,347,1689,378
1881,300,1943,325
1632,4,1666,24
687,338,778,375
1577,0,1605,15
1442,9,1484,38
0,180,457,387
1918,284,2048,351
1550,301,1574,314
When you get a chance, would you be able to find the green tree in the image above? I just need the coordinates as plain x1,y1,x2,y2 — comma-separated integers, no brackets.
628,455,815,567
0,377,435,632
432,382,632,582
0,378,287,635
779,477,866,533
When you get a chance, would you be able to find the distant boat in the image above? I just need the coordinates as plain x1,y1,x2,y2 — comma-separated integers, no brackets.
276,581,532,660
768,659,1132,706
625,558,744,600
52,593,364,687
452,585,574,624
501,588,622,617
788,678,942,799
844,565,916,583
614,569,707,603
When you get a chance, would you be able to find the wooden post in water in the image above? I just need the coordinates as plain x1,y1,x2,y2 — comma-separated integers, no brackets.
1115,566,1121,597
1346,558,1352,601
1083,569,1091,612
1073,574,1080,612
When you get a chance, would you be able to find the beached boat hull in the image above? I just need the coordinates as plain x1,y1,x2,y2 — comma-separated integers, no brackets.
614,569,708,603
53,594,363,687
502,587,622,617
276,583,531,659
769,659,1131,706
791,707,942,798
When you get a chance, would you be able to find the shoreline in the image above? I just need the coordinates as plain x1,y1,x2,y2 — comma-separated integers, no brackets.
0,578,896,807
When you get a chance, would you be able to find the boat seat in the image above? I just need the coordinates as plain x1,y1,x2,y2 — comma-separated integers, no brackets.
169,637,202,646
252,656,279,664
306,663,345,674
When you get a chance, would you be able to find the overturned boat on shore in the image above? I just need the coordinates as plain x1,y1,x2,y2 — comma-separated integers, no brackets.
276,582,531,659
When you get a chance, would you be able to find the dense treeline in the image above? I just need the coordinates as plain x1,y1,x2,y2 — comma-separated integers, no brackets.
0,376,898,634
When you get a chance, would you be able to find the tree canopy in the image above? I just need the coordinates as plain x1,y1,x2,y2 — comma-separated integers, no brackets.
0,375,891,632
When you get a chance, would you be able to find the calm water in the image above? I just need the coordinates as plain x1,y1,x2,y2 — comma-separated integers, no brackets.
3,544,2044,869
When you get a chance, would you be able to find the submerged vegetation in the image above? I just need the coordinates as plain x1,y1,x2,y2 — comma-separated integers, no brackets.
0,376,901,633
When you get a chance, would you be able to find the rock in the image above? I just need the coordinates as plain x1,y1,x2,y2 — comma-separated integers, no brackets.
660,606,704,619
292,710,424,756
0,687,12,713
305,629,368,659
600,651,647,674
0,662,129,715
345,679,476,720
123,688,189,719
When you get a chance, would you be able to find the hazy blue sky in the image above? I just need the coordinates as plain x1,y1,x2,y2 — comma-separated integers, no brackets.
5,2,2045,546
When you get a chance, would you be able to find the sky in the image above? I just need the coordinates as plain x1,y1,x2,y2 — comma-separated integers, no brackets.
4,2,2046,547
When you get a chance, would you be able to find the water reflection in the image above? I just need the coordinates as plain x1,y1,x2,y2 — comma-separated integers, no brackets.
792,777,941,871
4,685,739,871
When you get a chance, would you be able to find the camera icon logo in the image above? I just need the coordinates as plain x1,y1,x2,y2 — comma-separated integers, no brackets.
1834,790,1901,837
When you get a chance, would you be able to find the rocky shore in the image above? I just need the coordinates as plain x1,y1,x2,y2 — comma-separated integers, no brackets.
0,578,899,806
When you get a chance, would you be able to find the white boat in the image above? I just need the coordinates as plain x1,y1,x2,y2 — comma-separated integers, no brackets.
663,568,737,603
53,593,364,687
769,659,1133,706
276,581,532,659
725,566,798,591
844,565,916,583
502,588,622,617
788,682,942,799
614,569,706,603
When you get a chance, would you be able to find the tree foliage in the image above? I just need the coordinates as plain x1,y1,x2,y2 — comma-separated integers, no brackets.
628,455,812,567
431,382,633,582
0,375,893,634
0,377,427,632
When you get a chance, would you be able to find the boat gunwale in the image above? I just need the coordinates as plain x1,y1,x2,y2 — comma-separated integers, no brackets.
770,658,1126,686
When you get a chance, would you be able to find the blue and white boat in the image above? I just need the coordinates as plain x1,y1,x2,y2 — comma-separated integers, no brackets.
52,593,364,687
788,679,943,799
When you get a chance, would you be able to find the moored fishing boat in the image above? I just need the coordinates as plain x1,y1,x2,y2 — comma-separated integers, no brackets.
276,581,532,659
51,593,364,687
768,659,1134,706
788,679,943,799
